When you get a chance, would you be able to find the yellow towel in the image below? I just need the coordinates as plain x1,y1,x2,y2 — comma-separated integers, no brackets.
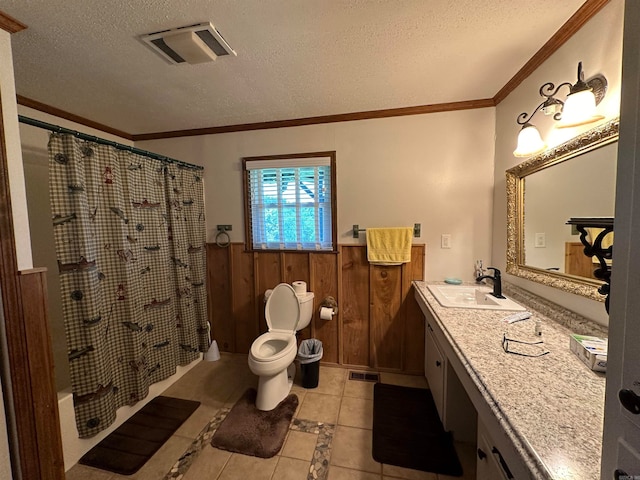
366,227,413,265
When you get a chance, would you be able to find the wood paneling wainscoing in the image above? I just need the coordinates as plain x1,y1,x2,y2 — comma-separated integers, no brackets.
207,243,425,374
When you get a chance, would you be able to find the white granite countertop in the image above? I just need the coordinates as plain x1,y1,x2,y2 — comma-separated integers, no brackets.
413,281,606,480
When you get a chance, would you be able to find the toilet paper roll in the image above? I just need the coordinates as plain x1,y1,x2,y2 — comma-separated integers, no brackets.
292,281,307,294
320,306,334,321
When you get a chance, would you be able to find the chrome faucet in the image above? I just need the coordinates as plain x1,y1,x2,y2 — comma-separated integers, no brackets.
476,267,505,299
474,260,484,279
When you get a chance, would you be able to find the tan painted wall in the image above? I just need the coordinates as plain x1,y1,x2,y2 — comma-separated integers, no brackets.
138,107,497,283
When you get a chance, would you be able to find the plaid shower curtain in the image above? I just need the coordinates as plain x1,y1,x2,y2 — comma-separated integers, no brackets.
48,133,207,437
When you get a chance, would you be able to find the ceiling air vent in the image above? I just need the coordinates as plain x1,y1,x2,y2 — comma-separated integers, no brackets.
141,22,236,65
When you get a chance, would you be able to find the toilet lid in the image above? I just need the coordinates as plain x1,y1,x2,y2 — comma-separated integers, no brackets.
265,283,300,332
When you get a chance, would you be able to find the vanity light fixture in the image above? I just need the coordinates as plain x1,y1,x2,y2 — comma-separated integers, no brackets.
513,62,607,157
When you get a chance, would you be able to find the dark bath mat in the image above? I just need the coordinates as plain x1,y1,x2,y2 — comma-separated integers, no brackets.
79,396,200,475
372,383,463,476
211,388,298,458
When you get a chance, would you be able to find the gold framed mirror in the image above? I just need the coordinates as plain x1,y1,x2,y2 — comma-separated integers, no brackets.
506,118,619,302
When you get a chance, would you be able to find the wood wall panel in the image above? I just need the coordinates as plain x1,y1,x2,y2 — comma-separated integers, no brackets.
340,246,371,367
206,245,233,352
403,247,426,373
230,244,256,353
370,265,403,369
310,253,339,363
206,243,425,373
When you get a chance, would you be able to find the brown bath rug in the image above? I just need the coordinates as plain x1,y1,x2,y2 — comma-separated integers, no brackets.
211,388,298,458
79,396,200,475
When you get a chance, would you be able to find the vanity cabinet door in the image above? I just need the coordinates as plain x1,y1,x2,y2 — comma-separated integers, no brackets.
425,322,445,420
477,420,513,480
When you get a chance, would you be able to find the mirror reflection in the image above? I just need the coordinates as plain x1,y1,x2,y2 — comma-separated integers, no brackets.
523,141,617,279
506,118,619,302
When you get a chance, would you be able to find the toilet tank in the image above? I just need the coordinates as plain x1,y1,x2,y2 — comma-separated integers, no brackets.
295,292,315,331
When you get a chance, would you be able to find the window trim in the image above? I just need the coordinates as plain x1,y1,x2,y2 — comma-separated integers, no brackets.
242,151,337,253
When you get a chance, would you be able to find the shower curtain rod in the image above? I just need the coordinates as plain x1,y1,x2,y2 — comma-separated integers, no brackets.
18,115,204,171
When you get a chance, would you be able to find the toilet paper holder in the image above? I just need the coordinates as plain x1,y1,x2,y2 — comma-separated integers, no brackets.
319,296,338,317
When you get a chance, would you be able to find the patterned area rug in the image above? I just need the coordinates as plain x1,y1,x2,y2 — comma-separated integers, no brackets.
79,396,200,475
372,383,463,476
211,388,298,458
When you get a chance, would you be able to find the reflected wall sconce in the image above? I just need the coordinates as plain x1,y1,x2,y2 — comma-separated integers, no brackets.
513,62,607,157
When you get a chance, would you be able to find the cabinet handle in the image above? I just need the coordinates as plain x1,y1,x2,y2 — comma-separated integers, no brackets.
491,447,514,479
614,469,629,480
619,389,640,414
435,360,442,367
427,323,434,332
477,448,487,460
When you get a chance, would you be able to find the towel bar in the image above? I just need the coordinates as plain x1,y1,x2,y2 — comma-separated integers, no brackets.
352,224,421,239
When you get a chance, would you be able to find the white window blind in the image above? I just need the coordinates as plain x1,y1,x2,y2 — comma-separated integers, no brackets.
246,158,333,251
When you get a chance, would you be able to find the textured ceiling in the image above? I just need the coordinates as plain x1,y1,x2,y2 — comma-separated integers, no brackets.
3,0,586,135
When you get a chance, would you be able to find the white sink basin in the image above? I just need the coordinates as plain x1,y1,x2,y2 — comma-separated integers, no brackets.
426,284,526,311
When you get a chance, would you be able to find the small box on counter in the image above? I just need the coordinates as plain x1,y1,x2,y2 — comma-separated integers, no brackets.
569,334,608,372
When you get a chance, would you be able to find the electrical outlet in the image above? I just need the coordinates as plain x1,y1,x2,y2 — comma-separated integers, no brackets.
441,234,452,249
535,232,546,248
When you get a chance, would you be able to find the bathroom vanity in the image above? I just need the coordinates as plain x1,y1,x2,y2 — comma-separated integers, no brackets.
413,281,606,480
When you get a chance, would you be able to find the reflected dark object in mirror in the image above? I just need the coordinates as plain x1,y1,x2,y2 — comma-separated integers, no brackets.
566,217,613,312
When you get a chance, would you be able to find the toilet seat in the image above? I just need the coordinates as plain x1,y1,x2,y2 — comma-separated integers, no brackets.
250,332,297,362
265,283,301,333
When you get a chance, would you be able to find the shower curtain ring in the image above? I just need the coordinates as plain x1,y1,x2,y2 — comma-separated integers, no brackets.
215,230,231,248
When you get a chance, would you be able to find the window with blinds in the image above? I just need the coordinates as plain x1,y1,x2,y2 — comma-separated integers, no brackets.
243,152,336,251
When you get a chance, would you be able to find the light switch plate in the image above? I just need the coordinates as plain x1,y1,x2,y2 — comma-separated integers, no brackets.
535,233,546,248
441,234,452,249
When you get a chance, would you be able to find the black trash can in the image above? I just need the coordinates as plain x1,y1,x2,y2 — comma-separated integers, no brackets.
297,339,323,388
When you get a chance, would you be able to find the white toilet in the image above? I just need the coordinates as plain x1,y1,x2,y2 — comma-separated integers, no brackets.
248,283,314,410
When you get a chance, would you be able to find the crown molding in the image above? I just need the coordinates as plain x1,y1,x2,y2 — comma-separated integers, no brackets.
132,98,496,141
17,95,133,141
0,11,27,34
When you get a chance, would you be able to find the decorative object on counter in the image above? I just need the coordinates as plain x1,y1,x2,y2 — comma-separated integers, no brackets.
365,227,413,265
215,224,232,247
566,217,613,312
444,277,462,285
506,118,619,303
352,223,421,238
372,383,462,476
513,62,608,157
569,334,607,372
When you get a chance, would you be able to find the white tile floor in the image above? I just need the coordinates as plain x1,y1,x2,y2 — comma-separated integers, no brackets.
65,353,476,479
